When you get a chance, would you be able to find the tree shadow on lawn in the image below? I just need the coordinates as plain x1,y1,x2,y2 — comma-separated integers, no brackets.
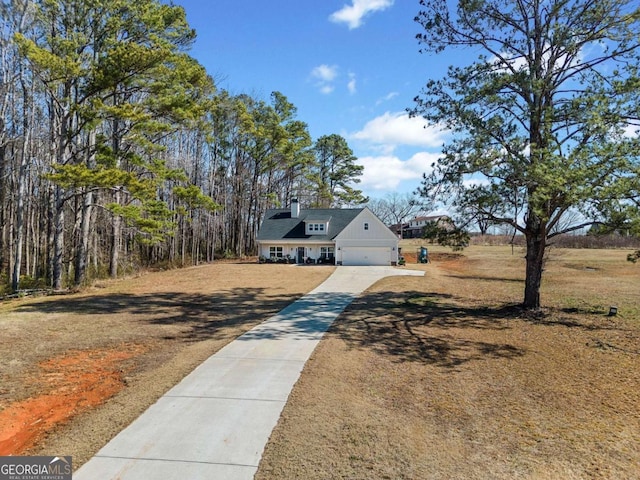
14,288,301,343
444,273,524,284
330,291,524,368
331,290,626,368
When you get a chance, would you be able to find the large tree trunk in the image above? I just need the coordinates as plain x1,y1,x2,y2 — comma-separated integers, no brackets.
52,185,65,290
12,72,33,292
523,212,546,309
11,146,28,291
46,185,55,286
74,190,93,286
0,140,6,276
51,81,73,290
74,130,96,286
110,190,121,278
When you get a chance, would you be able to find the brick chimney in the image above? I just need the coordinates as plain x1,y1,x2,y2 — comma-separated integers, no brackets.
291,198,300,218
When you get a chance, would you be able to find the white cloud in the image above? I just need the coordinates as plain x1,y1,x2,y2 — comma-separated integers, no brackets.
623,123,639,138
310,64,339,94
490,43,585,76
352,111,448,150
462,176,491,189
330,0,394,30
356,151,439,191
491,54,528,73
347,73,357,94
320,84,335,94
375,91,398,105
311,64,338,82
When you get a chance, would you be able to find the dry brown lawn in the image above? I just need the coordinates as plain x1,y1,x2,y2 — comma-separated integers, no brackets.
2,247,639,478
0,262,334,466
257,246,640,480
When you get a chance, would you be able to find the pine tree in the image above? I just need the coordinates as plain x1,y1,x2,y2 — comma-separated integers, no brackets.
411,0,640,309
309,134,367,207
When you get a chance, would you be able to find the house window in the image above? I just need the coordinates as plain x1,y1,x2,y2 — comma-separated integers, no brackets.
320,247,334,259
307,223,327,234
269,246,284,258
364,222,369,231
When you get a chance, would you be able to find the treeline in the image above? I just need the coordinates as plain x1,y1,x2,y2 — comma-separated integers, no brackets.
0,0,365,292
469,234,640,250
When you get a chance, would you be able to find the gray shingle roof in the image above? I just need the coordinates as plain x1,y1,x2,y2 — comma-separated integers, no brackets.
257,208,364,242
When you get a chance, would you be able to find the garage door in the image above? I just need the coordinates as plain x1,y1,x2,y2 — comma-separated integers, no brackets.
341,247,390,266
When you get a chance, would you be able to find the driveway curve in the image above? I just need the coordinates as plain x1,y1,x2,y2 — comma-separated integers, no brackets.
75,266,424,480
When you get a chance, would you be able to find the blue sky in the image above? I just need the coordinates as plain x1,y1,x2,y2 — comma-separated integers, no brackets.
174,0,455,199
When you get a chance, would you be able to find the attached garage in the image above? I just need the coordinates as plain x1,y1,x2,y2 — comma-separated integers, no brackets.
341,247,391,266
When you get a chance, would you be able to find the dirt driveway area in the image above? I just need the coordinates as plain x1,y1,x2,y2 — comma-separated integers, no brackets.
0,262,334,467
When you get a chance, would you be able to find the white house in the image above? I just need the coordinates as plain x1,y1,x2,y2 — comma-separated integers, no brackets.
256,199,399,266
403,215,453,238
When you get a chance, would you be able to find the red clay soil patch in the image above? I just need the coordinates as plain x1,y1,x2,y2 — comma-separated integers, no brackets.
401,250,464,264
0,344,146,455
429,251,464,262
401,252,418,263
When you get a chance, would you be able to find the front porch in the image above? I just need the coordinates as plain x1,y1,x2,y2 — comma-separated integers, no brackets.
258,243,336,264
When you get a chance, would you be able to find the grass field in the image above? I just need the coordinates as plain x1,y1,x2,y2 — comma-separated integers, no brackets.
257,245,640,479
1,246,638,478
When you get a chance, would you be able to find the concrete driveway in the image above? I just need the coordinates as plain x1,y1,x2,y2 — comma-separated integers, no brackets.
74,266,424,480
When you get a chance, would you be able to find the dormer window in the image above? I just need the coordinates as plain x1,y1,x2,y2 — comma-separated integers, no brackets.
306,222,327,234
305,215,331,235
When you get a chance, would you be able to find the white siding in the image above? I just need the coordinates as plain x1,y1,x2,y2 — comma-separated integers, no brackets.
335,209,398,265
335,209,398,242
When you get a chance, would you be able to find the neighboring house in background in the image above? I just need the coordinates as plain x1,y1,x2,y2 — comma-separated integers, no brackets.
401,215,454,239
257,199,399,266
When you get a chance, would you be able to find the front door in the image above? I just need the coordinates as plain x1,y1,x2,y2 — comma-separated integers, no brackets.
297,247,305,264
